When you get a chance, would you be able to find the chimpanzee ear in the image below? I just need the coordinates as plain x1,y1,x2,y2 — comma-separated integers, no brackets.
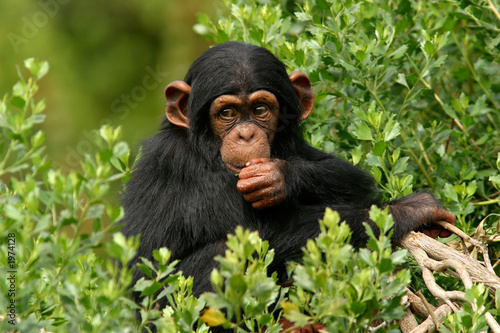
289,72,315,121
165,81,191,129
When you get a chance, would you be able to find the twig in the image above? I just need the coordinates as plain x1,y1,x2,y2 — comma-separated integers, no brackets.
398,231,500,331
433,221,495,274
408,304,453,333
486,0,500,22
416,290,439,327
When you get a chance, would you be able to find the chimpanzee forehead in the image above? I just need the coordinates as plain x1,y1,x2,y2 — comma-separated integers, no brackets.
184,42,300,118
187,43,286,83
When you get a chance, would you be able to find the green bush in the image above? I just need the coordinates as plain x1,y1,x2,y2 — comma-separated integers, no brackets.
0,59,140,333
1,0,500,331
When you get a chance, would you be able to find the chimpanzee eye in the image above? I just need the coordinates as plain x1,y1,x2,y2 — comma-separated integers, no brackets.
220,108,237,118
253,105,268,116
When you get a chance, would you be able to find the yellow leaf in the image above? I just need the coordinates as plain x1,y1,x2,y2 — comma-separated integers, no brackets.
201,307,226,327
280,301,300,313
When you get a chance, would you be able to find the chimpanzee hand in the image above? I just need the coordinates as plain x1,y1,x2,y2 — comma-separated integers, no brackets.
237,158,286,210
388,192,456,241
278,318,325,333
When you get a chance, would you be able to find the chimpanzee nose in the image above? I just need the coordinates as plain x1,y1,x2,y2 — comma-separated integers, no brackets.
237,124,255,143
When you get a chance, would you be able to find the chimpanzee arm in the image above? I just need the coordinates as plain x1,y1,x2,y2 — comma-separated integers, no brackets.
332,194,455,247
268,194,454,261
282,147,383,207
276,147,455,248
387,192,455,240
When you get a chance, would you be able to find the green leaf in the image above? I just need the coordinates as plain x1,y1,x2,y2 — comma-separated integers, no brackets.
355,50,366,61
352,146,363,165
378,258,394,274
100,125,114,143
471,95,487,116
451,93,469,114
395,15,411,34
372,141,387,157
390,45,408,59
250,280,277,298
371,165,382,183
437,32,449,51
107,205,124,222
393,157,409,174
10,96,26,109
140,281,164,297
390,249,409,265
396,73,409,89
113,141,129,158
86,204,104,219
24,58,50,79
443,104,458,119
383,118,401,141
5,204,24,221
353,107,368,121
350,301,366,314
202,293,232,311
423,41,435,55
354,122,374,141
430,54,447,70
32,130,45,147
442,15,457,31
315,0,332,10
137,265,153,279
92,218,102,232
339,60,358,72
443,183,459,202
153,247,172,265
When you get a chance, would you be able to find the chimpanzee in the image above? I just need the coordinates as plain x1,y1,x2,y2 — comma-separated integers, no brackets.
120,41,455,331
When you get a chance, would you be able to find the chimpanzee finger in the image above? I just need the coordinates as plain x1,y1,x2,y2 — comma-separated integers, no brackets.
252,195,284,210
421,228,441,239
312,323,326,332
239,162,275,180
242,186,275,203
434,210,456,237
431,208,456,226
246,188,285,209
237,175,274,194
439,229,453,238
421,223,453,238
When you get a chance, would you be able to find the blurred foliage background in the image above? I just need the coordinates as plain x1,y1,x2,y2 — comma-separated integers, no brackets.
0,0,214,169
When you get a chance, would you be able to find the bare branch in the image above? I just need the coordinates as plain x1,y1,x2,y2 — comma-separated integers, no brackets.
396,231,500,332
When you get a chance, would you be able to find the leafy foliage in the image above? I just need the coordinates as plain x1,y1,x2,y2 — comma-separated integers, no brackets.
201,227,284,332
0,59,139,332
282,208,410,332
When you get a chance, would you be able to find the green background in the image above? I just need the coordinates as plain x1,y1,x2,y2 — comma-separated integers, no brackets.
0,0,213,168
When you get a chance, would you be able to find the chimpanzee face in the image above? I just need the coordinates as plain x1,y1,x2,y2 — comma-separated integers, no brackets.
208,90,280,173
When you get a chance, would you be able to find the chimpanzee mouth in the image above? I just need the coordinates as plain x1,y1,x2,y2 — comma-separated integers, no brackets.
224,162,244,174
